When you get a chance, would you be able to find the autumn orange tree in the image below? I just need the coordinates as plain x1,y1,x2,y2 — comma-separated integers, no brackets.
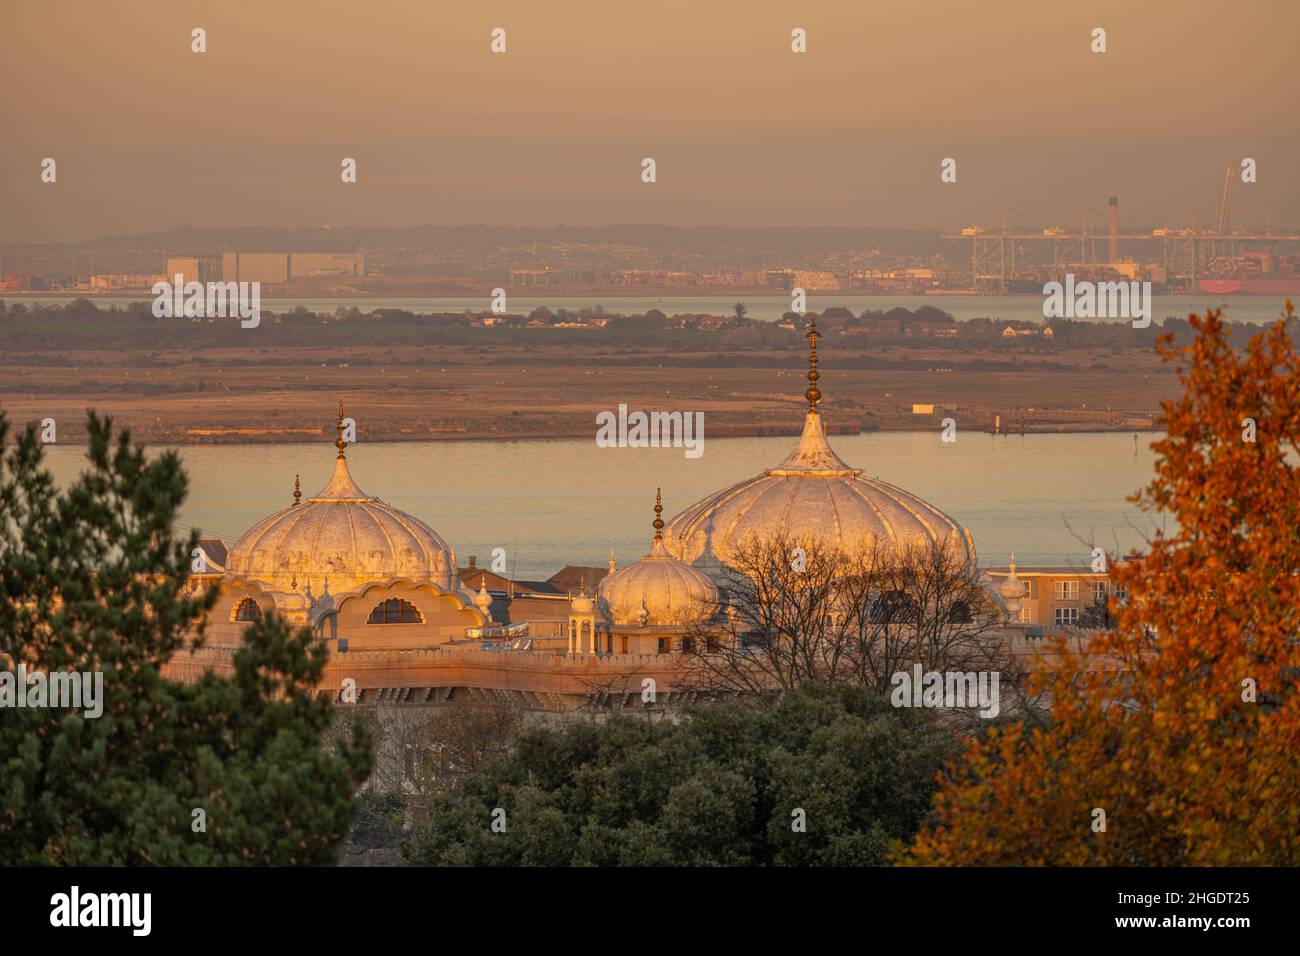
903,304,1300,865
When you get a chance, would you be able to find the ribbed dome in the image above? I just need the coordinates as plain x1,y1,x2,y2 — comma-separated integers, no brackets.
569,580,595,614
600,490,719,626
473,581,494,614
998,554,1024,601
663,317,975,574
664,410,976,572
226,445,455,596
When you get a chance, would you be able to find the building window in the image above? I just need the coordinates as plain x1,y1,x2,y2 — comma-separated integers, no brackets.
706,635,719,652
872,590,917,625
681,636,694,654
233,597,262,623
657,637,667,654
1055,607,1079,627
1114,582,1128,602
1019,606,1033,623
1021,580,1031,597
948,601,972,624
1092,580,1108,602
1054,580,1079,601
366,598,423,624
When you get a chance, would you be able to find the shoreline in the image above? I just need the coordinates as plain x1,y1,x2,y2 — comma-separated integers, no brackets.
12,422,1162,448
7,289,1295,301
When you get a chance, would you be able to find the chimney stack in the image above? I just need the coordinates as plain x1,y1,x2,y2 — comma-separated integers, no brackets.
1107,195,1119,264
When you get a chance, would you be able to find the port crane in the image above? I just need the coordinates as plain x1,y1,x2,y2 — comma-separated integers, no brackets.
946,170,1300,292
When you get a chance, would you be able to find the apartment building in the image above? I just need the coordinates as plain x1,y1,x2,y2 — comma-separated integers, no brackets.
984,563,1129,630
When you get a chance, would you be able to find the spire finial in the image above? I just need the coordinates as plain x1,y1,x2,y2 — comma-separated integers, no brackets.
652,487,664,541
579,575,587,596
335,401,347,459
293,474,301,506
805,315,821,412
1009,552,1016,573
609,546,616,573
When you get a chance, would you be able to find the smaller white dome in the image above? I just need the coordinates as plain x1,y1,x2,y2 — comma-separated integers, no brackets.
997,554,1023,601
570,579,595,614
599,490,719,626
996,554,1024,621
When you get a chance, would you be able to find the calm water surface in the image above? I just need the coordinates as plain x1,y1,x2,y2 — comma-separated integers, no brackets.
44,432,1165,579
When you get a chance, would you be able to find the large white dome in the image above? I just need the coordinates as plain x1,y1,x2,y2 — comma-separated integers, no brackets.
664,319,975,574
225,414,455,596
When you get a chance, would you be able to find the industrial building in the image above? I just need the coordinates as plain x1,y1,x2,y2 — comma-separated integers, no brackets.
160,252,366,287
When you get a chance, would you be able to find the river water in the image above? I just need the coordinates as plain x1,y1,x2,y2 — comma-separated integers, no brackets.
42,430,1165,579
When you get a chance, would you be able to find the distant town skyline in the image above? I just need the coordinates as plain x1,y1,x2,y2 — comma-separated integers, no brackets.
2,0,1297,244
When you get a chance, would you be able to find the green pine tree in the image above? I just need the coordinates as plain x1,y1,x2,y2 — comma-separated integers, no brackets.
0,412,373,864
402,682,957,866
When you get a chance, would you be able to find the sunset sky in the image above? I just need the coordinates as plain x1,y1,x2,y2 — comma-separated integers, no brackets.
1,0,1296,242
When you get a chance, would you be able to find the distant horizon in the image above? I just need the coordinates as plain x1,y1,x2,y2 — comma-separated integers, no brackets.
7,221,949,250
4,0,1296,243
8,215,1295,250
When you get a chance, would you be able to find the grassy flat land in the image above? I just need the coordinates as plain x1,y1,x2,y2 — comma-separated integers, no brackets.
0,340,1175,444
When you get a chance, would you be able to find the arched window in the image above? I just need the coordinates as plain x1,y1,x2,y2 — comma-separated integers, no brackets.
367,598,423,624
948,600,973,624
233,597,263,623
872,590,917,625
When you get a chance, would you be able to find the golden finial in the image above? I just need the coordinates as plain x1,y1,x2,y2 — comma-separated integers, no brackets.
335,400,347,459
292,474,301,506
653,487,664,541
805,315,821,413
609,546,616,573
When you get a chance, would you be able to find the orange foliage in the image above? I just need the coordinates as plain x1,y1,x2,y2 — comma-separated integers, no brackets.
903,304,1300,865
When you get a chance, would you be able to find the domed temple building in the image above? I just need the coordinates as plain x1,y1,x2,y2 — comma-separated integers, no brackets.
170,325,1120,711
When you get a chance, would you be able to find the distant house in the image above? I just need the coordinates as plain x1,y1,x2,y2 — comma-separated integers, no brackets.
547,564,611,594
458,556,559,595
452,562,612,628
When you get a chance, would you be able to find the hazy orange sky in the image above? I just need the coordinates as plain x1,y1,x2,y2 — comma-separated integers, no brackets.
2,0,1296,242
